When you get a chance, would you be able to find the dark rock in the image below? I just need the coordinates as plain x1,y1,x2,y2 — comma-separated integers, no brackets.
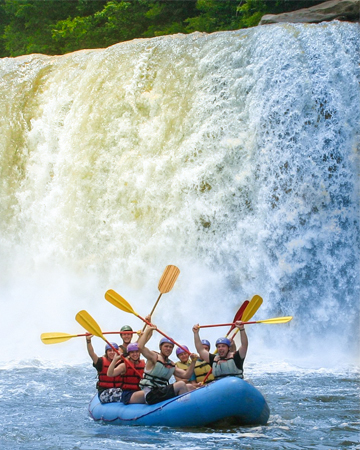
259,0,360,25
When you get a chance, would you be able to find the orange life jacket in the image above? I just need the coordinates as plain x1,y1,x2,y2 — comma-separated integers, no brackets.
121,359,145,391
96,357,123,390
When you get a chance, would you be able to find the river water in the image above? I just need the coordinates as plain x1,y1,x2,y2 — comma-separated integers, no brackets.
0,361,358,449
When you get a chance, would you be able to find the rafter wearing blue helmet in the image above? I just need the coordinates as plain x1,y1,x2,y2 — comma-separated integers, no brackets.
159,337,174,348
193,339,214,384
215,337,231,348
192,321,248,382
137,322,198,405
85,336,123,404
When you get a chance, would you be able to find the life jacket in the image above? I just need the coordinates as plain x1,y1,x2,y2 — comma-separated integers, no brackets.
175,360,192,381
120,359,145,391
139,358,175,389
96,356,123,390
194,359,214,383
212,355,243,380
175,361,190,371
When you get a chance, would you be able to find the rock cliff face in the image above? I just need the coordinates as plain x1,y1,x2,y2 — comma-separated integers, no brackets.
259,0,360,25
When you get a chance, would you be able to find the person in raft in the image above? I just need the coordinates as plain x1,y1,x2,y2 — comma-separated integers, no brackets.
191,339,215,385
174,345,197,385
137,325,198,405
192,321,248,380
86,336,123,403
107,342,146,404
118,325,134,357
118,315,150,356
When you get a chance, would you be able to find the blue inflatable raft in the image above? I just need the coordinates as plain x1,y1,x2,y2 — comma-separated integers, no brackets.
88,377,270,427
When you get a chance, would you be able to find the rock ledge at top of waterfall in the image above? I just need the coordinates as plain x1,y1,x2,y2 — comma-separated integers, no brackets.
259,0,360,25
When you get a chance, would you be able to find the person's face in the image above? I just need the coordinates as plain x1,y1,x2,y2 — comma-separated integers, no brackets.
128,350,140,362
120,332,132,344
106,349,116,360
202,344,210,352
160,343,174,357
216,344,229,358
177,351,189,363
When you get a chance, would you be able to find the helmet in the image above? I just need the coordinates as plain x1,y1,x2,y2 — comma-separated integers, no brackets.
105,342,119,352
159,337,174,348
201,339,211,349
120,325,133,332
176,345,189,356
215,337,231,348
127,343,139,353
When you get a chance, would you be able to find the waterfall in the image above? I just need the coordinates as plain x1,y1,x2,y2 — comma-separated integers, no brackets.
0,22,359,367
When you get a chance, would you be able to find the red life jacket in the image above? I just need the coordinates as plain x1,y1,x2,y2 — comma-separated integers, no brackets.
96,357,123,390
121,359,145,391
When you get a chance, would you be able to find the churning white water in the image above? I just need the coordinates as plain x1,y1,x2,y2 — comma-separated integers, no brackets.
0,22,359,367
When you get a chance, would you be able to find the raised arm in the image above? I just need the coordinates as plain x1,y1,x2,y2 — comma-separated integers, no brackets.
86,335,99,364
137,325,158,366
135,314,152,343
174,353,198,379
107,353,126,377
235,320,248,359
192,324,210,363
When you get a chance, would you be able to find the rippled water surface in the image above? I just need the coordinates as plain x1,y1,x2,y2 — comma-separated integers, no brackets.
1,362,358,449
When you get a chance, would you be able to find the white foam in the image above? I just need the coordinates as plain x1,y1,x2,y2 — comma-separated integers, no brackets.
0,23,359,368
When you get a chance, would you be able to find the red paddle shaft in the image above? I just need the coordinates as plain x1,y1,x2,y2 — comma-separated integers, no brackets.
104,340,143,378
140,315,190,355
82,331,138,337
199,322,247,328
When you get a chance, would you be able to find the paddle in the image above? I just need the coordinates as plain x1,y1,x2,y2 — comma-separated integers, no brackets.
142,265,180,332
229,295,263,341
105,289,190,355
75,310,143,377
40,330,139,345
227,300,249,335
210,300,249,357
242,295,263,323
199,316,293,328
41,332,86,344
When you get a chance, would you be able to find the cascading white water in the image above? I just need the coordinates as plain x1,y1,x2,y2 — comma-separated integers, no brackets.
0,22,359,367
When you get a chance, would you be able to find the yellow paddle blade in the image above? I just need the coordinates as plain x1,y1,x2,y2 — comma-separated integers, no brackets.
256,316,293,324
41,332,79,345
158,265,180,293
105,289,136,315
75,310,104,339
242,295,263,322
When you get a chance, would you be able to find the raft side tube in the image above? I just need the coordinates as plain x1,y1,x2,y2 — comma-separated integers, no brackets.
88,377,270,427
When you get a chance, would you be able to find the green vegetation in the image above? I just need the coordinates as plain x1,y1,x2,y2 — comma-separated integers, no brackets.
0,0,326,57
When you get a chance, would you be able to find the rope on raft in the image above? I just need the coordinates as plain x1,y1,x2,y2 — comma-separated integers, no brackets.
88,384,208,423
